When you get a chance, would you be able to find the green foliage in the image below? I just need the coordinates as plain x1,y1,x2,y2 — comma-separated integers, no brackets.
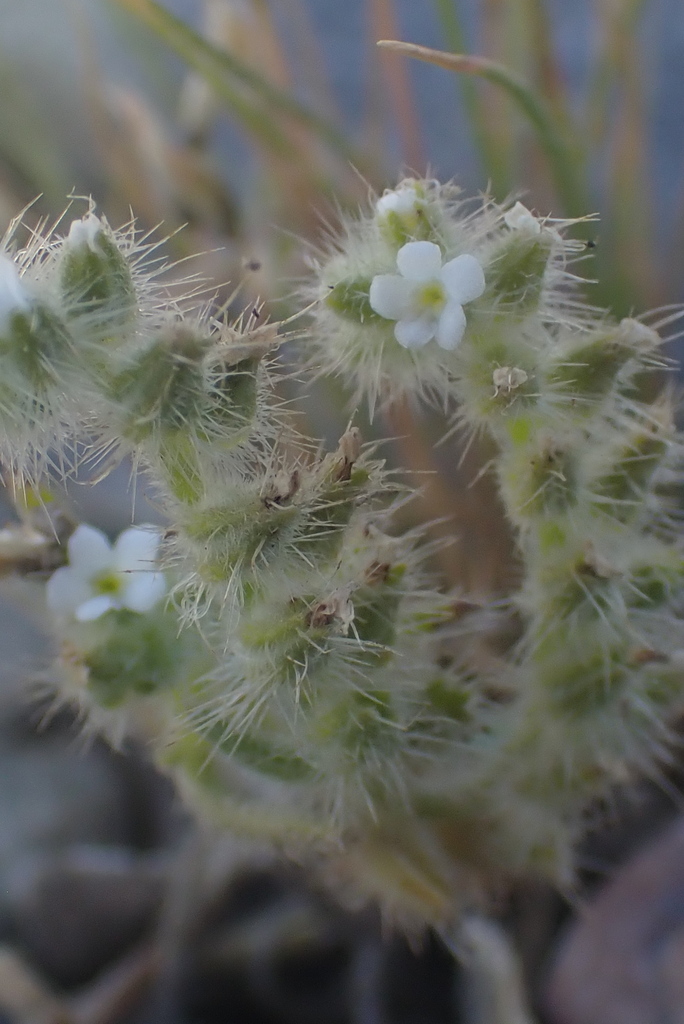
3,176,682,934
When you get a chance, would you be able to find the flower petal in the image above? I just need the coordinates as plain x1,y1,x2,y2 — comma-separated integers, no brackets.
396,241,443,282
369,274,414,321
68,213,106,252
376,187,418,216
394,316,436,349
76,594,116,622
436,302,467,350
46,566,92,617
440,254,485,305
67,525,113,576
122,572,167,613
113,526,161,572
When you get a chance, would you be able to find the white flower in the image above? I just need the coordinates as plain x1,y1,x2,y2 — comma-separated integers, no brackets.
504,202,541,235
46,524,166,622
369,241,485,350
375,185,419,217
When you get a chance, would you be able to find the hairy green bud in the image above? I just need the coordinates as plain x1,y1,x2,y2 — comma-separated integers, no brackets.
60,214,137,340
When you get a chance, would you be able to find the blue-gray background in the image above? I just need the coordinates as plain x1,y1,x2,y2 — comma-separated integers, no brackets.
1,0,683,227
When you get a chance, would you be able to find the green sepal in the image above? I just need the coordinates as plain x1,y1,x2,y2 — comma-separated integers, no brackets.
313,689,398,761
501,438,578,520
378,205,434,247
627,561,684,609
210,728,315,783
547,319,656,406
60,228,136,339
109,331,208,442
425,677,473,723
161,732,226,793
82,608,187,708
302,464,372,562
184,496,299,583
239,598,323,651
210,355,259,435
550,339,632,400
157,433,205,504
237,599,331,691
1,305,72,388
538,648,628,721
533,556,620,635
592,431,668,519
483,232,552,310
325,278,379,323
351,562,405,656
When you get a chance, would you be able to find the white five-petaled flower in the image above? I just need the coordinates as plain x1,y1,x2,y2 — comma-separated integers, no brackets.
46,524,166,622
375,185,419,218
504,202,541,235
369,241,485,350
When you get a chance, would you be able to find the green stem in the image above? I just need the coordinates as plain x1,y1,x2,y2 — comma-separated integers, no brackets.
111,0,369,171
378,40,589,218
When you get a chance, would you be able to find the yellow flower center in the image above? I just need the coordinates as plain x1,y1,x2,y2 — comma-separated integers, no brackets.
93,570,123,596
417,280,446,313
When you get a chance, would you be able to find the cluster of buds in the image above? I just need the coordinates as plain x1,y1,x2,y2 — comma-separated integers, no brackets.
311,179,684,889
1,179,683,931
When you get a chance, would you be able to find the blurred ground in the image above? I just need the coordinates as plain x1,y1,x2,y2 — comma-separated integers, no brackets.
0,494,467,1024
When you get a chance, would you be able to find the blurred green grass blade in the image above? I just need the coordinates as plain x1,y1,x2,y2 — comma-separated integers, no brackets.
0,63,70,204
585,0,649,146
431,0,511,196
525,0,575,134
109,0,297,157
110,0,365,167
378,39,589,218
371,0,425,169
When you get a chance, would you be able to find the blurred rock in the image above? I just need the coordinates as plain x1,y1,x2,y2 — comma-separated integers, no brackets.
0,577,181,985
544,816,684,1024
0,576,51,717
6,846,167,988
0,726,147,946
0,945,61,1020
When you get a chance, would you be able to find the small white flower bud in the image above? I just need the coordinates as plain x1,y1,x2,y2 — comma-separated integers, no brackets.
504,202,541,234
60,210,138,343
67,213,107,253
376,185,420,217
617,317,660,352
